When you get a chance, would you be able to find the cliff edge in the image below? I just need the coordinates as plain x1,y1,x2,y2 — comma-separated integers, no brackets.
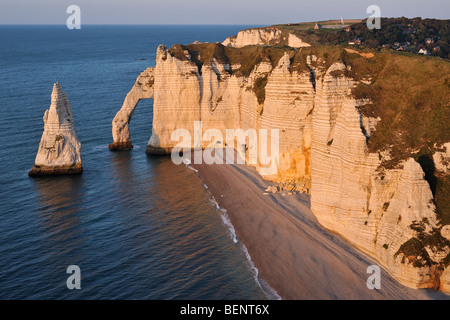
111,41,450,292
222,27,311,48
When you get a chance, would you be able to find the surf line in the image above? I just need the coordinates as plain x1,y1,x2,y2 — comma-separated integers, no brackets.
209,196,281,300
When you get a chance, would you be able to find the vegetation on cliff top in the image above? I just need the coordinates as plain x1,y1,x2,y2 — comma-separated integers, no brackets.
349,52,450,166
287,45,449,224
347,50,449,225
167,42,449,222
168,43,295,105
168,44,449,169
271,17,449,59
168,42,294,77
322,47,449,223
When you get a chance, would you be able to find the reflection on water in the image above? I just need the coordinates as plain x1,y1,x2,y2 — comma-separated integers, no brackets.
109,151,137,208
0,151,266,299
0,25,267,300
32,175,87,261
33,175,85,230
110,150,134,182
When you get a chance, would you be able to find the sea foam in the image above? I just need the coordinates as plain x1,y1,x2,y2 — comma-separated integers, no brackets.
211,198,282,300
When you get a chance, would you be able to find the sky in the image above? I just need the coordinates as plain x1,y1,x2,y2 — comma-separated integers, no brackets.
0,0,448,25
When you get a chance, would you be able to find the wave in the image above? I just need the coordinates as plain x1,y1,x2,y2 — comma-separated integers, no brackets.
219,210,238,244
212,199,282,300
239,241,282,300
186,166,198,173
182,157,198,173
208,197,220,210
91,145,109,152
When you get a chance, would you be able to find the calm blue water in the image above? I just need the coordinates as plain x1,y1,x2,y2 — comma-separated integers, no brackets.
0,25,270,299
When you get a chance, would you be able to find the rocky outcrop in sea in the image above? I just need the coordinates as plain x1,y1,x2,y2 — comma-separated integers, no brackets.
29,82,82,176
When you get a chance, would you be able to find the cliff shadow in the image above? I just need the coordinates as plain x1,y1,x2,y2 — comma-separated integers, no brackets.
417,154,437,196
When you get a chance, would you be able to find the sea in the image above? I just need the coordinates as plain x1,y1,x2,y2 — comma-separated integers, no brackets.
0,25,278,299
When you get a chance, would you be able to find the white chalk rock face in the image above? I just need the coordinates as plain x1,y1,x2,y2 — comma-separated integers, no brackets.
145,46,313,182
109,67,154,150
223,28,310,48
310,62,450,291
433,142,450,173
288,33,311,48
114,43,450,293
260,52,314,181
146,45,204,154
29,82,82,176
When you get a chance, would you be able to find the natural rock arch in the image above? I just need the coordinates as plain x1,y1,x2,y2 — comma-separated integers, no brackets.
109,67,154,150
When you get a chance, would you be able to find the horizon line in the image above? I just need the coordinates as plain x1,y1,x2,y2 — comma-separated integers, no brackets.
0,16,447,27
0,23,266,26
1,17,448,26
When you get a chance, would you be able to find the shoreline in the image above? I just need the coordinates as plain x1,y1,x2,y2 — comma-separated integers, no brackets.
206,189,282,300
189,153,449,300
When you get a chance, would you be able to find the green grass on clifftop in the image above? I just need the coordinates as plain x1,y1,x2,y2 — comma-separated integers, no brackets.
350,53,450,168
168,43,296,77
343,49,449,223
167,42,450,223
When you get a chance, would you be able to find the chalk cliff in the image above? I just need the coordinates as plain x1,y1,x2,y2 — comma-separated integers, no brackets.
112,42,450,292
144,44,312,183
223,27,310,48
310,61,450,291
29,82,82,176
433,142,450,173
